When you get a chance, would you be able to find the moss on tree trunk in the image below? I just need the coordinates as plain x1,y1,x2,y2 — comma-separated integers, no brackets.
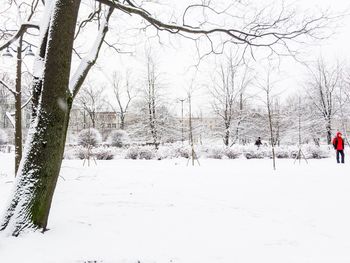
0,0,80,236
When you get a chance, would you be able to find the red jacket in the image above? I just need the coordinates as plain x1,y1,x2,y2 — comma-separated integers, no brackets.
333,136,344,150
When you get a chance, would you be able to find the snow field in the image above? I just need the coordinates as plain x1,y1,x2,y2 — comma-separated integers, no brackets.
1,153,350,263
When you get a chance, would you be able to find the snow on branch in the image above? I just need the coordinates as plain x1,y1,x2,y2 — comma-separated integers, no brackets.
4,95,32,129
5,112,15,128
0,22,39,51
0,79,17,95
70,7,114,98
21,95,33,110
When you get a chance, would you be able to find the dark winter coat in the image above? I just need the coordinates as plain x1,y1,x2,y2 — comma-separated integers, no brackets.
255,139,262,146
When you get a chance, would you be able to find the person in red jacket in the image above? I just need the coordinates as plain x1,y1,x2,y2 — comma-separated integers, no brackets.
332,132,345,163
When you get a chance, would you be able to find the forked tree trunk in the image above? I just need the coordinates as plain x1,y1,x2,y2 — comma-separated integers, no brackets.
0,0,81,236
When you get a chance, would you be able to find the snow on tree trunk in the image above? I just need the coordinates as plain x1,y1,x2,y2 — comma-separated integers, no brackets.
0,0,81,236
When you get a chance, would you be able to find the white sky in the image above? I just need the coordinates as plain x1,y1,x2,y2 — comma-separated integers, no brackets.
1,0,350,114
88,0,350,114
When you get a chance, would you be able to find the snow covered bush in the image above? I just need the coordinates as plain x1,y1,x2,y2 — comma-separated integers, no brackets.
77,128,102,147
110,147,127,159
125,146,155,160
304,145,330,159
125,146,140,160
155,146,174,160
173,144,192,158
153,144,193,160
93,147,114,160
289,147,299,159
107,130,129,147
243,145,266,159
224,147,241,159
73,146,89,160
138,147,155,160
207,146,225,159
274,146,290,159
0,129,8,145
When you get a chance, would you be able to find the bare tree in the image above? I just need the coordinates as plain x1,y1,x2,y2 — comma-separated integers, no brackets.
259,68,278,170
109,71,135,130
187,88,200,166
232,85,250,145
305,58,342,144
336,71,350,146
0,0,38,175
0,67,33,175
210,53,253,146
144,54,161,149
0,0,334,236
0,74,13,129
76,83,106,129
272,99,290,146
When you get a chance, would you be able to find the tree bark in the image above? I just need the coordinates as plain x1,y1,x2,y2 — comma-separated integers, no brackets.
267,91,276,170
0,0,81,236
14,36,23,175
224,124,230,146
120,114,125,130
326,118,332,145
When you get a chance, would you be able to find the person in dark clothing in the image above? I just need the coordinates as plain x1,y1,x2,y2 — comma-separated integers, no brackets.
332,132,345,163
255,137,262,148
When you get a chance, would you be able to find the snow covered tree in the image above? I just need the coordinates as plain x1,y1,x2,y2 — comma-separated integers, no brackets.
305,58,342,144
0,0,84,236
259,67,279,170
210,53,254,146
337,71,350,146
284,94,324,145
129,53,173,148
107,129,130,147
0,0,334,236
77,128,102,147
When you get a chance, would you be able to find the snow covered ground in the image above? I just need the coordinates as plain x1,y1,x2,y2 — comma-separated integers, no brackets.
1,152,350,263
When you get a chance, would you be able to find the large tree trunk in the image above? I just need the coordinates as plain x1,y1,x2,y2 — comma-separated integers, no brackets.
0,0,80,236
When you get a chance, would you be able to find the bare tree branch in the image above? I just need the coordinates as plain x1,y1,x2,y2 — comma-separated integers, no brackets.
0,22,39,51
97,0,333,52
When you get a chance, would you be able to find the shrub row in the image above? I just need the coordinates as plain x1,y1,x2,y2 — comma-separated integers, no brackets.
63,143,331,161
